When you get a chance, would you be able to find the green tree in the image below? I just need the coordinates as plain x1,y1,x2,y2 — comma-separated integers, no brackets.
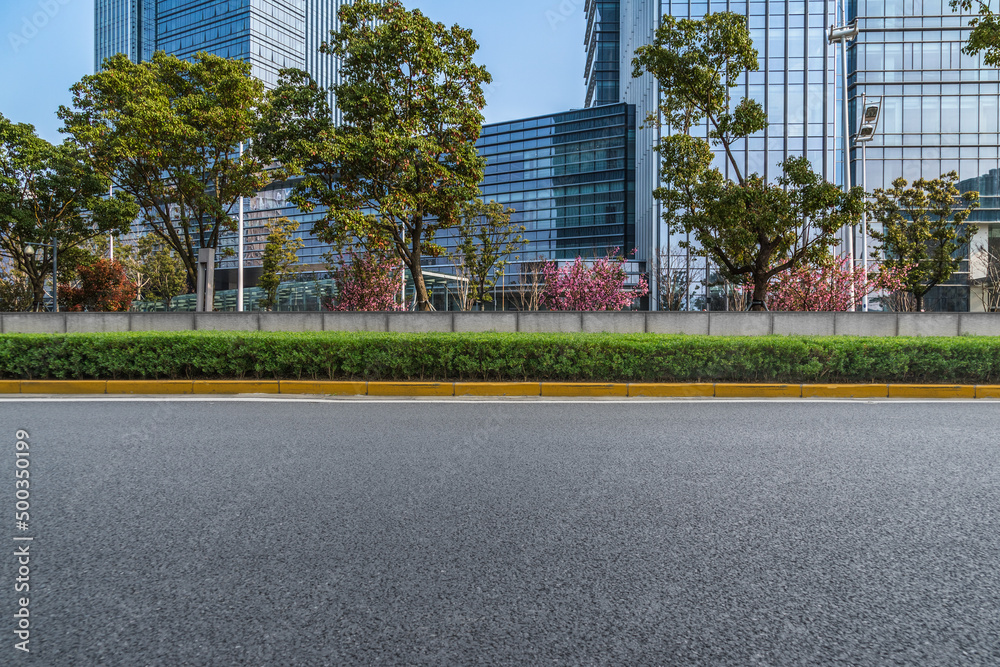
0,114,136,310
951,0,1000,66
632,13,862,310
118,234,189,309
59,51,271,291
259,0,491,311
257,217,304,311
0,262,33,311
450,199,523,310
869,172,979,311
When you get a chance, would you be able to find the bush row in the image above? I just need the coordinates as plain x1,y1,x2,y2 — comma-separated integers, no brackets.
2,332,1000,384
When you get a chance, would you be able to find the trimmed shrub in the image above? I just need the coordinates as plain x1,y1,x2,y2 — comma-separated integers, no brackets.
1,332,1000,383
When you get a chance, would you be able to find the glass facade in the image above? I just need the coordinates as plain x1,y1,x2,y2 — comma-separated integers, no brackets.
96,0,355,97
95,0,157,69
156,0,307,90
849,0,1000,310
585,0,622,107
434,104,637,266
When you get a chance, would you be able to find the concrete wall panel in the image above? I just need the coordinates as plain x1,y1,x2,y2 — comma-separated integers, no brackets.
959,314,1000,336
646,313,710,335
517,312,583,333
129,313,196,332
194,313,260,332
387,312,454,333
582,312,646,334
323,312,389,332
772,312,836,337
834,313,898,337
453,313,517,333
66,313,130,333
2,313,67,334
259,313,323,332
709,313,772,336
897,313,960,337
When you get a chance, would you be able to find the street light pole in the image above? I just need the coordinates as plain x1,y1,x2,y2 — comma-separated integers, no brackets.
854,95,882,311
237,141,245,313
24,240,58,312
829,15,859,309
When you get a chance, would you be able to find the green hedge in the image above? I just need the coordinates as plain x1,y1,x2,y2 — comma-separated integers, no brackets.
2,331,1000,383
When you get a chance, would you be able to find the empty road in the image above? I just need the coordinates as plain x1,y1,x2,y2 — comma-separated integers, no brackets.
3,397,999,665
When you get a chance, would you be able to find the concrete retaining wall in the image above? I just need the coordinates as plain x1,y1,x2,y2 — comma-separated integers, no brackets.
3,311,1000,336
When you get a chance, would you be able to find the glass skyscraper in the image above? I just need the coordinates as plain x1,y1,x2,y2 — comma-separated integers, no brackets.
465,103,636,263
590,0,1000,311
588,1,840,308
585,1,622,107
95,0,351,97
849,0,1000,310
94,0,157,70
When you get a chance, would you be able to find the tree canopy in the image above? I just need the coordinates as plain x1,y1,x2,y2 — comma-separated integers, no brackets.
59,51,271,290
951,0,1000,66
869,172,979,311
0,114,136,310
450,199,523,311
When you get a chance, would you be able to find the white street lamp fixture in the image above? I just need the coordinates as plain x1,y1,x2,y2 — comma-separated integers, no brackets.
828,20,859,43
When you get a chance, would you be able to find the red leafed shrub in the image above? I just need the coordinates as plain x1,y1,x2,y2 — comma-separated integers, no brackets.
60,259,138,312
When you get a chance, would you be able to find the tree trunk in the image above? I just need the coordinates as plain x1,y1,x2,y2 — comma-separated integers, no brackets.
409,243,432,311
30,273,46,312
915,293,924,312
749,276,768,311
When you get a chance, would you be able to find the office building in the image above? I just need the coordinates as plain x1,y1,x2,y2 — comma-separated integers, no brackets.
419,103,639,306
588,0,841,308
849,0,1000,311
586,0,1000,311
95,0,348,99
94,0,157,70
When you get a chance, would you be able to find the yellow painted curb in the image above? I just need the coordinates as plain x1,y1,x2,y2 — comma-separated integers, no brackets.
0,380,21,393
802,384,889,398
715,384,802,398
541,383,629,397
280,380,368,395
628,383,715,397
888,384,975,399
21,380,107,394
367,382,455,397
976,385,1000,399
455,382,541,397
193,380,281,394
107,380,195,394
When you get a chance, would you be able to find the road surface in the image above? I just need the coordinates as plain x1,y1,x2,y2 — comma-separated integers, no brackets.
2,397,999,665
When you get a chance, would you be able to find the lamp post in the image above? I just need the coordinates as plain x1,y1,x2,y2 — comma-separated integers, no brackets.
854,95,882,311
237,141,245,312
24,240,57,312
829,15,859,308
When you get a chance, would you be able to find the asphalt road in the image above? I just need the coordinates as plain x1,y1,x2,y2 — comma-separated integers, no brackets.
3,397,1000,666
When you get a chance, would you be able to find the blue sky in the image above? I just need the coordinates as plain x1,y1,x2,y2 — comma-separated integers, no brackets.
0,0,588,143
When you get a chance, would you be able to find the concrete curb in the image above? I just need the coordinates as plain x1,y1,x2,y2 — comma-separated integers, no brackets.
2,381,999,398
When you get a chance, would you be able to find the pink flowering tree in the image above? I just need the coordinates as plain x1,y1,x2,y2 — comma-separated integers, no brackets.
767,257,910,311
324,244,405,312
541,248,650,311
